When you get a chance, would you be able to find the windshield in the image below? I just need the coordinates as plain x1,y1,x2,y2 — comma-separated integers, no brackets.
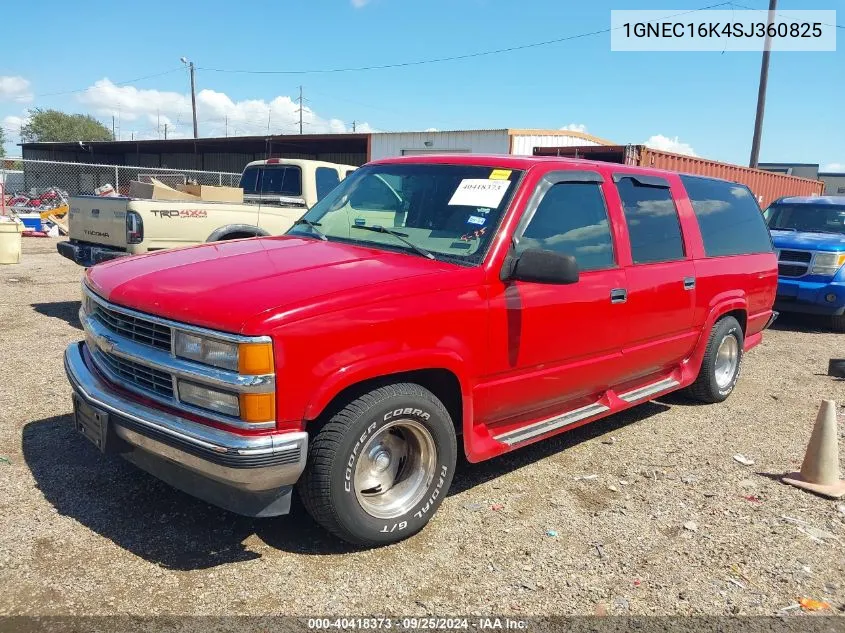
285,163,523,263
765,203,845,235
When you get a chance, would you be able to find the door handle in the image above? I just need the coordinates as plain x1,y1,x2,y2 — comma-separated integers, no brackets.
683,277,696,290
610,288,627,304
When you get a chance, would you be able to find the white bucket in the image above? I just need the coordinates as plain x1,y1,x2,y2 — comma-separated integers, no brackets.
0,220,23,264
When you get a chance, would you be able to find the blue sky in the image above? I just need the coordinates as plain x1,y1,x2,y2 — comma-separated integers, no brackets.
1,0,842,169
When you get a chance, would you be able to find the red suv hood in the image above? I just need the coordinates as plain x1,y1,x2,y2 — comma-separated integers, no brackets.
86,237,461,334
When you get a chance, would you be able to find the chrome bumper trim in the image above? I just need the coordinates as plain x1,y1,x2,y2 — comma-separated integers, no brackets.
64,342,307,494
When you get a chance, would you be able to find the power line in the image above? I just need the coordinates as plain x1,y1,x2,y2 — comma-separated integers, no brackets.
198,3,732,76
30,67,184,99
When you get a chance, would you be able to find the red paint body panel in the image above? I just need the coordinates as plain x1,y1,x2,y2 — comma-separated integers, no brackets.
85,154,778,463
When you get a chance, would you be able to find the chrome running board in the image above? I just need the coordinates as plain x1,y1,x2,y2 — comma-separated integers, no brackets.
493,401,610,446
618,377,679,403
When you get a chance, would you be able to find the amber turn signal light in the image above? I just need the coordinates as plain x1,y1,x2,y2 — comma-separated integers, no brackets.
239,392,275,423
238,342,274,375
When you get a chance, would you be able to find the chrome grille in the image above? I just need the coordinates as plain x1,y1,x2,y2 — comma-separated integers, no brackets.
95,349,174,398
93,303,172,351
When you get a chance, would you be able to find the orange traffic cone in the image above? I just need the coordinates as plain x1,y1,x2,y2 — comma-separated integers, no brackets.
782,400,845,499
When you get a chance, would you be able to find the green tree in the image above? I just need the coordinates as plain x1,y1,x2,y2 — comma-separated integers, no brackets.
21,108,113,143
0,127,6,157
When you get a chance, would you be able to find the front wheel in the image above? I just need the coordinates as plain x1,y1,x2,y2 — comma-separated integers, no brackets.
298,383,457,546
686,316,744,403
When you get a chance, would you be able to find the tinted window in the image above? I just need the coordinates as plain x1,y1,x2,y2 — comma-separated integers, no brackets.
616,177,684,264
681,175,773,255
238,166,259,192
257,166,302,196
765,202,845,236
517,182,614,272
315,167,340,201
346,169,356,179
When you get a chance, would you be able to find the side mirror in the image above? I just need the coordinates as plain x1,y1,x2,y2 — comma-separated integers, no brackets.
505,248,579,284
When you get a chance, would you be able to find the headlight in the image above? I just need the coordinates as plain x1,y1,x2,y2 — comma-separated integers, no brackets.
174,331,239,370
176,380,275,422
173,331,275,374
811,252,845,276
177,380,240,417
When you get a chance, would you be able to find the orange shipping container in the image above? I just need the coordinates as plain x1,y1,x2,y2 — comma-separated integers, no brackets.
532,145,824,208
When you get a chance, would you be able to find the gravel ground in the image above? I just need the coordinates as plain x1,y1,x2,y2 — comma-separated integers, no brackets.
0,238,844,617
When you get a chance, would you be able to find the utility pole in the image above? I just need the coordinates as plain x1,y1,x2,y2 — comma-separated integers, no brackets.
164,123,168,140
157,110,161,139
352,120,357,133
180,57,199,139
297,86,304,134
225,115,228,138
112,115,116,141
749,0,777,168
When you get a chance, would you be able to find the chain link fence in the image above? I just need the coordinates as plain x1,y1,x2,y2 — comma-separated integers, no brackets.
0,157,242,198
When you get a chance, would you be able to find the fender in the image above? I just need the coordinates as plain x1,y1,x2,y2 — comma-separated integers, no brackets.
206,224,270,242
681,292,749,385
303,348,473,426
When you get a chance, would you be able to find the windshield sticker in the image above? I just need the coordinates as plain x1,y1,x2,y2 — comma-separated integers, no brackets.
448,179,511,208
489,169,512,180
467,215,486,226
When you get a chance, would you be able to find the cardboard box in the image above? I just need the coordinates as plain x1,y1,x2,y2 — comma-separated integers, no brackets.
176,184,244,203
129,179,200,202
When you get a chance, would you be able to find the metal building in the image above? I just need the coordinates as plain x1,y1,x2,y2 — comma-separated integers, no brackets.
18,128,615,174
369,128,614,160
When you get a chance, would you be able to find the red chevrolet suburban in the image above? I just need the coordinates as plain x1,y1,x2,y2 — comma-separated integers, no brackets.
64,155,778,546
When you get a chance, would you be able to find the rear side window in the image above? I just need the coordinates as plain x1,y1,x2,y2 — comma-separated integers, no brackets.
615,177,685,264
517,182,615,272
681,175,772,256
315,167,340,201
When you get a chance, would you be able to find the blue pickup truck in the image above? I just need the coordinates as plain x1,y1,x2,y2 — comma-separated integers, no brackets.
765,196,845,331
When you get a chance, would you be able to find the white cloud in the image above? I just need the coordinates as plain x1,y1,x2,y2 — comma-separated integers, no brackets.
823,162,844,172
643,134,696,156
2,114,29,154
560,123,588,133
77,79,373,138
0,76,33,103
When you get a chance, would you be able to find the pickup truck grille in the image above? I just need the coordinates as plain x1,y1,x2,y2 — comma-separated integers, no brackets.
778,263,808,277
93,303,172,351
777,249,811,278
780,250,812,263
96,349,175,398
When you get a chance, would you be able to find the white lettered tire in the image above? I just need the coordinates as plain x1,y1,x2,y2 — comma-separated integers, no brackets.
298,383,458,546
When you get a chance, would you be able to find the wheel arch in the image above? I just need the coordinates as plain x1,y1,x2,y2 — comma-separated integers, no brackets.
304,364,467,442
206,224,270,242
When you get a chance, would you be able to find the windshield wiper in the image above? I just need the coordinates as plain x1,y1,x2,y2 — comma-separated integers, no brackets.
351,225,435,260
292,218,327,241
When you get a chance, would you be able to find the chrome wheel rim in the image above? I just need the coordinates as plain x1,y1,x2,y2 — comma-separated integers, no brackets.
714,334,739,389
353,419,437,520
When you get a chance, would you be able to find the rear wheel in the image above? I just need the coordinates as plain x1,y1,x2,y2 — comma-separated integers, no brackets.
686,316,744,403
298,383,457,546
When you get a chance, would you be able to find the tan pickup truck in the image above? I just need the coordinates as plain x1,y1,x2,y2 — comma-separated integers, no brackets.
57,158,356,267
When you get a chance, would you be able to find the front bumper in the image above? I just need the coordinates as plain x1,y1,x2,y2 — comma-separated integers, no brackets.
57,240,129,267
63,342,307,517
774,279,845,316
